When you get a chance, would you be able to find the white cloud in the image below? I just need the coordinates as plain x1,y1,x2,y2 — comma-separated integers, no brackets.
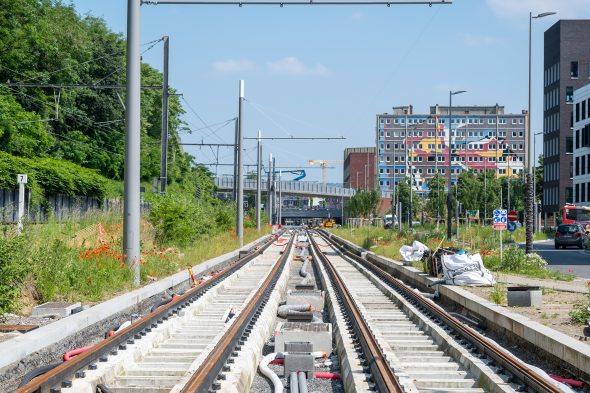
212,59,256,73
460,32,497,47
486,0,587,19
267,57,329,76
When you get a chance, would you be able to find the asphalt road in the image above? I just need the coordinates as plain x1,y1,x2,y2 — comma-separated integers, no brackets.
530,239,590,279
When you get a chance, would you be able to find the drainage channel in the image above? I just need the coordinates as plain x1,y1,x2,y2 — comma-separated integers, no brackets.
19,233,293,393
309,230,519,393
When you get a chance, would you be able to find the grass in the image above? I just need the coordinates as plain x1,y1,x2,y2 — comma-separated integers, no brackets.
330,224,572,281
3,211,270,313
489,283,506,305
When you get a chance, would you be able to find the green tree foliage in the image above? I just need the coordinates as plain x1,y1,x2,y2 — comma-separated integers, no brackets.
0,0,193,185
346,189,380,219
427,174,447,219
0,151,117,204
535,155,543,202
394,179,421,220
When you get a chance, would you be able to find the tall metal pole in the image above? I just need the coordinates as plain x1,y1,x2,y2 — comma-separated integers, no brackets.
256,130,262,231
159,35,169,193
233,118,238,202
272,156,276,224
278,170,282,225
447,92,453,240
237,80,244,247
124,0,141,286
435,116,439,231
525,12,534,254
265,153,274,225
524,11,557,249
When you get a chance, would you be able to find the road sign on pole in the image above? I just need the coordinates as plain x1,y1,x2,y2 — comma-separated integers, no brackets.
492,209,507,230
508,210,518,222
507,221,517,232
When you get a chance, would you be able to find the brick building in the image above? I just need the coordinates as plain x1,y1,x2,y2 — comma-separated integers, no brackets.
376,105,527,194
542,20,590,215
343,147,376,189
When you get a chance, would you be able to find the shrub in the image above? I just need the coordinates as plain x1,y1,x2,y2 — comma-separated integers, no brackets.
490,283,505,305
0,235,28,314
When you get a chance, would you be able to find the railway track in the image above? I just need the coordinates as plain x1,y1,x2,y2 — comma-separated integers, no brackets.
308,230,566,393
15,232,294,393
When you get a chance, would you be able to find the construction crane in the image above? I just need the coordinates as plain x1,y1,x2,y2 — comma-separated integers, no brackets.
308,159,343,185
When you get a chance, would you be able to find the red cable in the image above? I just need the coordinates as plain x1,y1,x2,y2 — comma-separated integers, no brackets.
64,346,94,361
314,372,341,380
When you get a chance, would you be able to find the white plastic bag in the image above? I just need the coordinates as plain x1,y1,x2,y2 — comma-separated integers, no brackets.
400,241,429,263
441,253,495,286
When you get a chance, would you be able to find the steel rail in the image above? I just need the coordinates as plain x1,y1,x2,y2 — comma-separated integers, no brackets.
308,231,405,392
16,235,277,393
319,230,563,393
181,234,294,392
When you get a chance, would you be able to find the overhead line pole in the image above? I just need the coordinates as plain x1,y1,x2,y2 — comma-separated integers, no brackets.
268,153,273,225
237,80,245,247
256,130,262,231
233,118,239,202
160,35,170,193
124,0,141,287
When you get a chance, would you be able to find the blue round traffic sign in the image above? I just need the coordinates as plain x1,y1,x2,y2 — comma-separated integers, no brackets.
507,221,517,232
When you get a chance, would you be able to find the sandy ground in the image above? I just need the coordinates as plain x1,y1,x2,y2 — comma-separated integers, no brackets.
462,285,590,341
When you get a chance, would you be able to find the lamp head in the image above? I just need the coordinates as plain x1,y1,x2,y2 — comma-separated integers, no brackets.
534,12,556,19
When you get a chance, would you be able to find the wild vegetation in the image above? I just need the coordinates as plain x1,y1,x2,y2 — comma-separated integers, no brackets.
330,225,570,282
0,0,194,184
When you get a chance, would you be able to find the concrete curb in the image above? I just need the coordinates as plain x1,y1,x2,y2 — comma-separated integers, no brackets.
0,236,269,373
326,231,590,379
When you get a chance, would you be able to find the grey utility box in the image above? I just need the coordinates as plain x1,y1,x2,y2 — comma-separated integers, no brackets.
507,286,542,307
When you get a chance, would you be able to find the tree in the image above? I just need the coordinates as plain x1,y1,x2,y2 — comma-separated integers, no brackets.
457,170,480,211
0,88,53,157
346,189,380,219
426,174,446,219
394,178,421,222
535,155,543,203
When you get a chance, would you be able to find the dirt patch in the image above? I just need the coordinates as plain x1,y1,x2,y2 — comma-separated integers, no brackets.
463,285,590,341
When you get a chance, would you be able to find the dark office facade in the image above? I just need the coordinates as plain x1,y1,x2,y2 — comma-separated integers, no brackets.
543,20,590,215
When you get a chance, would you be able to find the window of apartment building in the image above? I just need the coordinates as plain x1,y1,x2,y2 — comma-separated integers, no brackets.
512,119,518,124
583,183,587,203
583,100,587,120
499,119,506,124
571,61,579,78
386,155,390,162
386,119,391,124
576,129,580,149
566,86,574,103
576,183,580,203
379,168,384,174
401,168,406,174
380,118,384,124
489,118,496,124
583,156,587,175
567,137,573,153
386,131,391,137
576,103,581,123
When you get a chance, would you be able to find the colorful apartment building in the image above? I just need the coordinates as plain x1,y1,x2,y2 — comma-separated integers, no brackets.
376,105,528,194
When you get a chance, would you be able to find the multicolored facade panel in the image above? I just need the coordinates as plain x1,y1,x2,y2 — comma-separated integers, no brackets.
376,106,527,194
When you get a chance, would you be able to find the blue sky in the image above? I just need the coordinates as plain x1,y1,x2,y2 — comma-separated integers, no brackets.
70,0,590,183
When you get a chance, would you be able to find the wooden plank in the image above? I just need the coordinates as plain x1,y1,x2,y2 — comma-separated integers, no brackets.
0,325,39,333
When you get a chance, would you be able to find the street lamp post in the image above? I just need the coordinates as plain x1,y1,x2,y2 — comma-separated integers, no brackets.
526,11,556,253
447,90,466,240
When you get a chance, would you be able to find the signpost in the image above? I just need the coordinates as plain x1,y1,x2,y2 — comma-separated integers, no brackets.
493,209,507,263
17,174,27,235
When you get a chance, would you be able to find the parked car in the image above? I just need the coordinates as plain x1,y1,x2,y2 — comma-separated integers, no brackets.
554,224,588,249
